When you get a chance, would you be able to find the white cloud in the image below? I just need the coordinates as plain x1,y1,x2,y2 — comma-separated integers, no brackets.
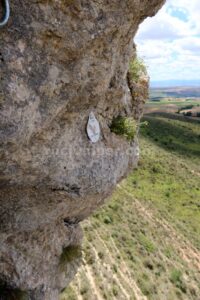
178,37,200,53
135,0,200,81
137,9,192,40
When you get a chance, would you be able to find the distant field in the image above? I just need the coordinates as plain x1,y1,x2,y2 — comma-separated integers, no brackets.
60,113,200,300
145,98,200,116
150,86,200,99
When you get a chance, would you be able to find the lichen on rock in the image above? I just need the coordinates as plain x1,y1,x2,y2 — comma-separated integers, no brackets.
0,0,165,299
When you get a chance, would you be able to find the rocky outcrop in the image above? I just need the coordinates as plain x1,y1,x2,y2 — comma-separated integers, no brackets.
0,0,165,299
127,63,149,121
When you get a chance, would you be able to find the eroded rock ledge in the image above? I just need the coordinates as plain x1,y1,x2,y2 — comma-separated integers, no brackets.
0,0,165,299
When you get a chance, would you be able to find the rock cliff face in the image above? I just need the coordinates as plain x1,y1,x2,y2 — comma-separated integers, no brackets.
0,0,165,299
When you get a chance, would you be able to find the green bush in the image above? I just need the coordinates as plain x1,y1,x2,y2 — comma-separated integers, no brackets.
138,277,155,296
129,57,147,82
170,269,182,284
112,285,119,296
170,269,187,293
138,233,156,253
59,245,82,270
98,251,104,259
103,215,113,224
110,116,137,141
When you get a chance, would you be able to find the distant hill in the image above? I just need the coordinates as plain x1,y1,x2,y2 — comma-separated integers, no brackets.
151,80,200,88
150,86,200,99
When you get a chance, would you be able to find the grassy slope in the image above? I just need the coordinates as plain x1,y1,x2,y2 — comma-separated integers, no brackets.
60,114,200,300
132,114,200,248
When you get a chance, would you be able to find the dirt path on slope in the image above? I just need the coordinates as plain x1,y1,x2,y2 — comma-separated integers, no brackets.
118,185,200,271
82,257,104,300
74,276,84,300
93,244,130,299
91,225,147,300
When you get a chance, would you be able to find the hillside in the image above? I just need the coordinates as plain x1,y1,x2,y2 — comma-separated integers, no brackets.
61,114,200,300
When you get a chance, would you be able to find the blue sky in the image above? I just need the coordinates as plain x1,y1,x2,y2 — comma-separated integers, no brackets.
135,0,200,82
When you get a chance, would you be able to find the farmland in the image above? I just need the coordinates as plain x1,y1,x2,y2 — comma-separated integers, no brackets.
145,87,200,117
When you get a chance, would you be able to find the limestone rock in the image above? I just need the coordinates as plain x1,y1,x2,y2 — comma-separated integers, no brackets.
0,0,165,299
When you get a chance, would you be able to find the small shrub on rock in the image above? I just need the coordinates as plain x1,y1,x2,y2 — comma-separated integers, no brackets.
129,57,147,82
110,116,137,141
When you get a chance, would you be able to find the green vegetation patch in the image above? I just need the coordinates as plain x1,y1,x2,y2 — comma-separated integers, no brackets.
126,113,200,248
142,114,200,159
138,233,156,253
110,116,137,141
60,245,82,270
129,57,147,82
170,269,187,293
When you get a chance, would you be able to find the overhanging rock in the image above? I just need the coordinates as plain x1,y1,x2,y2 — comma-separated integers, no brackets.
0,0,165,299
